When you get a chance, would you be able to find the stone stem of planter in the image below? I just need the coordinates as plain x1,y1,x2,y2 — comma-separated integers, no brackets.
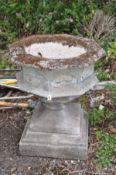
9,34,105,160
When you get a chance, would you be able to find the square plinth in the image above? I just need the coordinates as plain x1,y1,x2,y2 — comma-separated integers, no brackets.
19,103,88,160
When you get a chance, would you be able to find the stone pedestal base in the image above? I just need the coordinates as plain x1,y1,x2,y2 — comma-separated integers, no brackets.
19,102,88,160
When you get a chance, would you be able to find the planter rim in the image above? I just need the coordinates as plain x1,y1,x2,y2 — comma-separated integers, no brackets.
10,34,105,70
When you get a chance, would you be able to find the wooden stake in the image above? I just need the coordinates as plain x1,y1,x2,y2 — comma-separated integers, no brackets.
0,101,28,108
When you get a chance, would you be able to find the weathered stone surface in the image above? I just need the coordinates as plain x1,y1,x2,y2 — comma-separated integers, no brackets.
19,103,88,160
16,64,98,98
9,34,105,70
9,34,105,160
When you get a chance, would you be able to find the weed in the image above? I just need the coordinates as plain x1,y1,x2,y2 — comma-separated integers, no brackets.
0,54,15,77
94,61,103,69
105,83,116,101
88,107,115,126
95,59,110,81
96,70,108,81
0,55,14,69
106,39,116,59
94,131,116,167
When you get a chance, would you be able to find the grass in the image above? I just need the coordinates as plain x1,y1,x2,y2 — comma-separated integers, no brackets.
105,83,116,91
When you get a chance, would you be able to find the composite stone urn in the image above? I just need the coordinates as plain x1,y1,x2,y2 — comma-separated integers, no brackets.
10,34,105,160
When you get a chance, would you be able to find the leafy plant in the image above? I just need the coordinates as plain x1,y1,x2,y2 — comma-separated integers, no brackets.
0,0,97,48
94,61,103,69
0,31,16,48
95,131,116,167
105,83,116,101
103,0,116,17
95,61,109,81
106,39,116,59
88,107,115,126
0,53,15,69
96,70,108,81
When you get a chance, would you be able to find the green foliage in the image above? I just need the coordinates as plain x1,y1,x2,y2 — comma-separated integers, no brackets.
101,32,116,50
0,0,115,49
95,131,116,167
105,83,116,101
94,0,109,8
112,73,116,80
111,93,116,100
0,0,97,48
96,70,108,81
95,59,109,82
0,33,13,49
105,83,116,91
88,107,115,126
94,0,116,17
95,35,116,82
106,39,116,59
94,60,103,69
103,0,116,16
0,54,14,69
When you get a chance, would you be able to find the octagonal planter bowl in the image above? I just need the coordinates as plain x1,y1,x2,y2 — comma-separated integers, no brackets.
10,34,105,100
9,34,105,160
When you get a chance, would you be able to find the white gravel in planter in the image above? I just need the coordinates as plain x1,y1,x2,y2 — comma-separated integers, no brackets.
25,42,86,59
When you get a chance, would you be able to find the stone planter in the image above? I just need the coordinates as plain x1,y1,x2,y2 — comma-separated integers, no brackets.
10,34,105,160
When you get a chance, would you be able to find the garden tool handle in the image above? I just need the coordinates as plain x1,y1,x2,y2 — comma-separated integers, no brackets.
0,101,28,108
